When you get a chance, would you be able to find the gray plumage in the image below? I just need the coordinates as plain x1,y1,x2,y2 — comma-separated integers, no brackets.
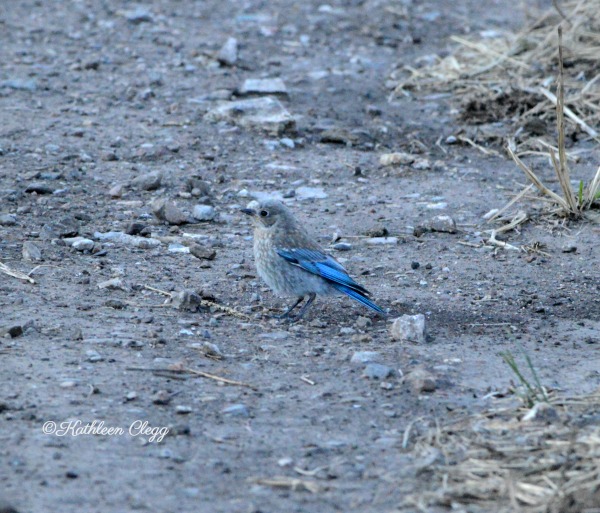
241,199,384,320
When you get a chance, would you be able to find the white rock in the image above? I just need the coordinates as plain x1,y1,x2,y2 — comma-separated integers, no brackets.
366,237,398,245
205,97,295,135
64,236,94,251
94,231,161,249
429,215,456,233
391,314,426,343
350,351,381,364
239,78,288,95
192,204,217,222
217,37,238,66
295,186,328,200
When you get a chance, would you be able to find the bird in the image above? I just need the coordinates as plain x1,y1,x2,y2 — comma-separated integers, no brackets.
241,199,385,320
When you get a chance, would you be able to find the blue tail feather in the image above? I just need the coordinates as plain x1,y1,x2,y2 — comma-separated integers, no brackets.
335,284,385,314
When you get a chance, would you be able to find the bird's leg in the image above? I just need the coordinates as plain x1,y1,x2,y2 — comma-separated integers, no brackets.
270,296,305,319
289,292,316,321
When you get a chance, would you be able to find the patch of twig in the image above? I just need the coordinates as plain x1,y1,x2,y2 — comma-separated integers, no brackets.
0,262,36,284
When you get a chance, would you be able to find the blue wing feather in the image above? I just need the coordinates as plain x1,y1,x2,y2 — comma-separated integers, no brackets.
276,248,384,313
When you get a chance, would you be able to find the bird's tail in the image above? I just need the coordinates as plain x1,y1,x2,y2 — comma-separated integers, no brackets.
335,284,386,315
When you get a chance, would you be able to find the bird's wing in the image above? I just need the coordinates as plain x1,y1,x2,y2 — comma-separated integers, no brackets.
276,248,371,295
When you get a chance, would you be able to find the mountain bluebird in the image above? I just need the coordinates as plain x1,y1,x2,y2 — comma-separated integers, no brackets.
241,199,385,320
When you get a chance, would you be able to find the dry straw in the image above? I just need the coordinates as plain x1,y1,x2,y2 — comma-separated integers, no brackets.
402,391,600,512
390,0,600,150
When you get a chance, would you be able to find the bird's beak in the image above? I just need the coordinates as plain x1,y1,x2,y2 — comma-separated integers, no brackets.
240,208,256,217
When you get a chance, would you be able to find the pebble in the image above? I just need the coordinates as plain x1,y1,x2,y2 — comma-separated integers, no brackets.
123,6,154,23
25,182,54,195
339,327,356,335
151,199,190,225
125,391,138,401
366,237,398,245
64,237,95,252
295,186,328,200
131,171,162,191
412,158,431,170
152,390,171,405
350,351,381,364
222,404,249,417
391,314,426,343
97,277,129,291
43,216,79,238
108,184,124,198
170,290,204,311
405,368,436,393
125,222,149,236
1,78,37,91
189,244,217,261
379,152,415,166
201,341,223,358
239,78,288,96
429,215,457,233
561,244,577,253
22,241,43,262
205,97,295,135
192,204,217,222
175,405,193,414
0,325,23,338
0,214,17,226
355,316,372,329
86,350,104,363
333,242,352,251
217,37,238,66
362,363,393,380
94,231,161,249
60,380,77,388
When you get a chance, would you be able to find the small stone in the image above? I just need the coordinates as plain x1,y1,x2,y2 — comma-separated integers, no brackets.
205,97,295,135
1,325,23,338
97,277,129,291
1,78,37,91
64,237,94,252
108,184,124,198
379,152,415,166
366,237,398,245
295,186,328,200
277,457,293,467
445,135,457,144
60,380,77,388
339,327,356,335
411,261,420,270
239,78,288,96
123,6,154,23
222,404,249,417
25,182,54,195
152,390,171,405
391,314,426,343
151,199,189,225
363,363,393,380
86,350,104,363
0,214,17,226
175,405,193,414
411,158,431,170
200,341,223,358
405,368,436,393
429,215,456,234
333,242,352,251
101,151,118,161
279,137,295,148
350,351,381,364
192,204,217,222
355,316,372,329
125,222,148,236
44,216,79,238
217,37,238,66
125,391,138,401
171,290,204,311
561,244,577,253
131,172,162,191
22,241,43,261
189,244,217,261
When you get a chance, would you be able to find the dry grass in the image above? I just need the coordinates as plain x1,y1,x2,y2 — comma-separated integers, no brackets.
402,390,600,513
390,0,600,150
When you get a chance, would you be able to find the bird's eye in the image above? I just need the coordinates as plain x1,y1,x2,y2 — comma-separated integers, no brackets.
259,210,269,217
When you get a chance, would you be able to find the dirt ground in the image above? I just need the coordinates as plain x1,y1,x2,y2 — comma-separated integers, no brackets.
1,1,599,512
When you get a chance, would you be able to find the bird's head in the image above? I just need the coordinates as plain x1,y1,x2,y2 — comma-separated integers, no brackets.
241,199,292,229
